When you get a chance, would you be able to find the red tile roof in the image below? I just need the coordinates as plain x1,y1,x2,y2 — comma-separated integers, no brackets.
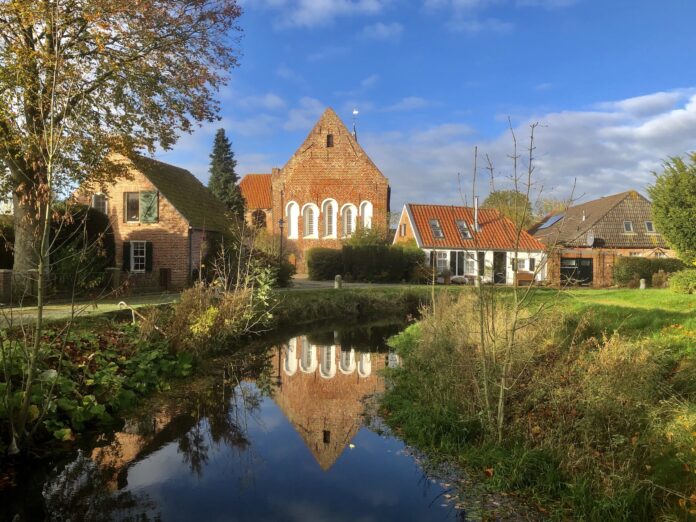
239,174,272,209
407,203,545,251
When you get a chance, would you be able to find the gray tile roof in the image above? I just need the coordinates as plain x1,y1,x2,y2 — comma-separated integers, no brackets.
532,190,668,249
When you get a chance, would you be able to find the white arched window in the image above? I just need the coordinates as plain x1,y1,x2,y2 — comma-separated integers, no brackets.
321,199,338,238
320,345,336,379
339,348,356,374
358,352,372,378
285,201,299,239
300,337,317,373
284,338,298,376
359,201,373,229
301,203,319,238
341,204,357,237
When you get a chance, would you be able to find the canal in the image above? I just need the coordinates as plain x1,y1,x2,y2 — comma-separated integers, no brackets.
2,321,465,521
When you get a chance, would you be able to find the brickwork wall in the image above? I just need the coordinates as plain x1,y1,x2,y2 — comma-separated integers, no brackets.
269,109,390,271
76,165,192,291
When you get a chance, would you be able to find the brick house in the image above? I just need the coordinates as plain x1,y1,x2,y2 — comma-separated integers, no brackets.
76,154,230,291
532,190,675,287
393,202,547,285
239,108,390,270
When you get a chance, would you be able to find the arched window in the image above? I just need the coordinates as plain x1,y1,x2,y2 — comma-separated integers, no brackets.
251,209,267,229
285,201,299,239
358,352,372,378
339,348,356,374
301,203,319,238
359,201,373,229
321,199,338,237
284,338,298,376
341,204,357,237
320,345,336,379
300,337,317,373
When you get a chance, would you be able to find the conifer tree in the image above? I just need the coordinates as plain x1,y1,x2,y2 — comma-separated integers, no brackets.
208,129,245,220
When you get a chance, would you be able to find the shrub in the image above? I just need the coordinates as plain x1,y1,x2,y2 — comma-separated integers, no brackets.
669,269,696,294
306,248,343,280
613,257,685,287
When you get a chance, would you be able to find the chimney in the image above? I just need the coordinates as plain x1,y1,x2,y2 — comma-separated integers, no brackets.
474,196,479,232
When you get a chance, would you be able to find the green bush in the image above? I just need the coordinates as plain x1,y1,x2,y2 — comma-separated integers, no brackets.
308,245,427,283
306,248,343,280
669,269,696,294
613,257,685,287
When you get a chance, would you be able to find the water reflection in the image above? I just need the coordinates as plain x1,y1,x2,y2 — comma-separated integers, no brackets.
2,322,457,522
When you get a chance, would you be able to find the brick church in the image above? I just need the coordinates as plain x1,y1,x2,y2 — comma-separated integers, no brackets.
239,108,391,270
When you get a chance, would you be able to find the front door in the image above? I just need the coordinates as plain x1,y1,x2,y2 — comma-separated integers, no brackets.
493,252,507,284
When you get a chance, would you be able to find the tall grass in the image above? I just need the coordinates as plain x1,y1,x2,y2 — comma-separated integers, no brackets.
382,289,696,521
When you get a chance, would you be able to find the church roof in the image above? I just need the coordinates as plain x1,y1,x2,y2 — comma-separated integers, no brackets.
239,173,272,209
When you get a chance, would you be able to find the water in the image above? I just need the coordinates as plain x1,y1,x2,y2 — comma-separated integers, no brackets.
3,322,464,521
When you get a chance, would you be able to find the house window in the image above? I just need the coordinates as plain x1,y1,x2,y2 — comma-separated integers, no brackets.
360,201,373,229
252,209,266,228
456,220,471,239
325,204,334,236
92,194,107,215
465,253,476,274
343,207,354,237
327,134,334,147
528,258,536,272
623,221,634,233
436,251,448,271
303,207,316,237
429,219,444,239
645,221,655,233
125,192,139,222
400,223,406,237
286,201,299,239
131,241,146,273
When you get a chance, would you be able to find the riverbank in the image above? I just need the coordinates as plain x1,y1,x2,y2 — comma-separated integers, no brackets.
381,288,696,521
0,287,434,459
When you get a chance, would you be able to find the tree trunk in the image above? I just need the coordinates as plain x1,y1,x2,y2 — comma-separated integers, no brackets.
12,181,48,299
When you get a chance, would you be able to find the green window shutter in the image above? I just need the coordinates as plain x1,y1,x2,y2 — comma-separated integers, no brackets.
145,241,153,272
139,191,158,223
122,242,131,272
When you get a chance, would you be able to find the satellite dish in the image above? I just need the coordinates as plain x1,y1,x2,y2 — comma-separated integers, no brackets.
586,229,595,246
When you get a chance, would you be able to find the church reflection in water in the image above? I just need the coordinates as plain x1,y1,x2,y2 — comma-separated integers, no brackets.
271,332,400,470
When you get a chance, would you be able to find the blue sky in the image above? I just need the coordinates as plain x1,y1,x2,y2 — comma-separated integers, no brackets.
156,0,696,211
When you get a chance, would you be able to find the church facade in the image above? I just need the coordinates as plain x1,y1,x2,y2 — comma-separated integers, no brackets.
239,108,390,270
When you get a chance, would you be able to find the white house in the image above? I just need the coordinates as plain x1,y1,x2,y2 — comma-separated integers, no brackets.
393,202,547,285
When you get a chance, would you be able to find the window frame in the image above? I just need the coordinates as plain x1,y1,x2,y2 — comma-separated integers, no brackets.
326,134,334,147
436,250,448,271
623,220,634,233
455,219,472,240
400,223,406,237
92,193,108,215
303,206,316,238
528,257,536,272
429,219,444,239
125,192,140,223
130,240,147,273
645,221,655,233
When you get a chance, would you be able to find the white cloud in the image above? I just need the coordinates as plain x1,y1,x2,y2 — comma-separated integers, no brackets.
359,21,403,41
361,74,380,88
238,93,286,111
362,88,696,211
284,97,325,131
307,45,350,62
252,0,390,28
383,96,434,111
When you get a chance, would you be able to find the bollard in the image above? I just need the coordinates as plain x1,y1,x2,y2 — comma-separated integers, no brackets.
334,274,343,289
639,278,646,290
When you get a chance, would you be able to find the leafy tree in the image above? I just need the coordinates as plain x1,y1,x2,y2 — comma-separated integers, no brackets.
648,154,696,265
482,190,533,229
343,224,388,247
0,0,241,452
208,129,245,220
0,0,242,282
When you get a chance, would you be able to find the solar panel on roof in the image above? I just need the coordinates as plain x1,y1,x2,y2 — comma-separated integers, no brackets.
538,213,564,229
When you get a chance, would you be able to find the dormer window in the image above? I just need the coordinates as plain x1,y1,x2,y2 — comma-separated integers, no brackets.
455,219,471,239
645,221,655,233
326,134,334,147
623,221,634,233
429,219,444,239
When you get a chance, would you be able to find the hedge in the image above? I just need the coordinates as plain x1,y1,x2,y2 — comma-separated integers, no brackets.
612,257,686,287
307,245,426,283
669,269,696,294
